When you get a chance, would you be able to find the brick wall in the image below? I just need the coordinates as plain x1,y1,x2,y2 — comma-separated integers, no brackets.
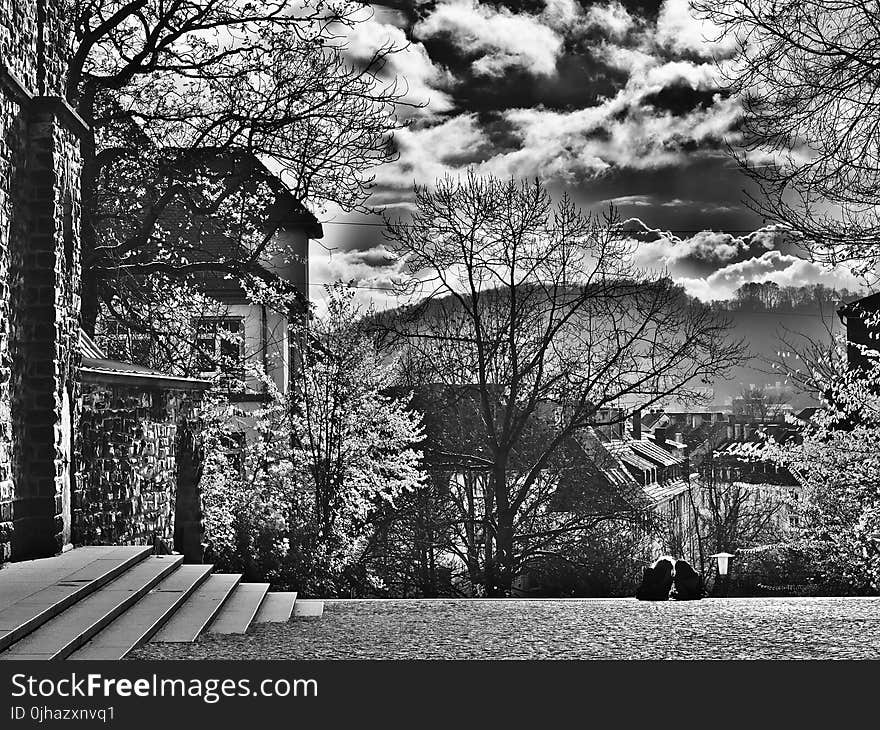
0,83,26,563
75,383,198,548
0,0,83,560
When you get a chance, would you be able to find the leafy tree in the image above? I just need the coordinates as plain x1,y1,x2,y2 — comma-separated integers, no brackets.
201,286,426,594
514,522,648,598
291,287,426,550
735,384,791,420
364,471,463,597
771,340,880,593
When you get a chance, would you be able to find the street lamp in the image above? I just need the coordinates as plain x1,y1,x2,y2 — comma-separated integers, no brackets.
710,552,735,596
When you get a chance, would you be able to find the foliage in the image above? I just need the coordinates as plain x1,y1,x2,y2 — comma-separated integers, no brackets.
719,282,860,313
92,274,229,374
362,472,463,597
730,544,832,596
770,333,880,593
67,0,405,333
515,522,647,598
200,288,426,595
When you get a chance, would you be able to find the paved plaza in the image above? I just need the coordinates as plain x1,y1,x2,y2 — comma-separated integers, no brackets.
130,597,880,660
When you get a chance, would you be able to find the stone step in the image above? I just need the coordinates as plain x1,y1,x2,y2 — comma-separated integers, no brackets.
207,583,270,634
254,592,298,623
292,599,324,619
150,574,242,643
0,555,184,660
68,564,214,660
0,545,153,652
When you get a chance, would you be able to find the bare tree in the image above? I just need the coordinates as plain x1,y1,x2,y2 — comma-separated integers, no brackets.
736,384,791,420
380,173,746,595
694,0,880,278
64,1,405,334
695,449,795,557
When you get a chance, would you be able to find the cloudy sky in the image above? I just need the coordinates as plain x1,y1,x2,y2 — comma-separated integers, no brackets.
308,0,863,310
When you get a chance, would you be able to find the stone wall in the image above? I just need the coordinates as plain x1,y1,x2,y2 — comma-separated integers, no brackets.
75,382,198,549
0,0,83,560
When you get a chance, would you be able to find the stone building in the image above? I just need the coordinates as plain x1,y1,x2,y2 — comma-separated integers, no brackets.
77,331,210,561
0,0,87,561
0,2,319,566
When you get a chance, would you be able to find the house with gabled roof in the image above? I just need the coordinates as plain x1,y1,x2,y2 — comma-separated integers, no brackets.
100,151,323,420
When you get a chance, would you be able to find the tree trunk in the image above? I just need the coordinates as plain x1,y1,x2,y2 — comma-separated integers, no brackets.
482,471,495,596
495,507,515,596
490,460,516,597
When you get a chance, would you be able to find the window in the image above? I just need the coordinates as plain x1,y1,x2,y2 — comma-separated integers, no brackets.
196,318,245,375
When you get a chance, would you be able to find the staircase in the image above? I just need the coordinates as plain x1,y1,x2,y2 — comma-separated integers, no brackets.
0,546,323,660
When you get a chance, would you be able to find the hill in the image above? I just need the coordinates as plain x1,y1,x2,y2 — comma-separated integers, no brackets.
364,282,855,411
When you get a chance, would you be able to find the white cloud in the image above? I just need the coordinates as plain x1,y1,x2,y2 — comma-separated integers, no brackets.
347,0,744,206
414,0,563,77
678,251,863,301
342,9,456,118
639,59,720,91
604,194,655,207
654,0,736,58
631,229,746,271
373,114,491,197
309,242,405,313
484,80,738,179
595,42,656,73
622,225,862,300
541,0,584,30
583,2,635,39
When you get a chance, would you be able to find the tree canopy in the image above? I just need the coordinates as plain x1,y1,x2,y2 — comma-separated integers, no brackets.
67,1,405,334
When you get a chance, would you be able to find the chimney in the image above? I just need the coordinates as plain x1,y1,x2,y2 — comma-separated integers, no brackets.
734,423,743,441
654,426,667,447
675,432,683,445
632,409,642,440
727,414,735,440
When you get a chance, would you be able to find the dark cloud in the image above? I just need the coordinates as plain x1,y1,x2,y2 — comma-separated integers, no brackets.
643,84,726,115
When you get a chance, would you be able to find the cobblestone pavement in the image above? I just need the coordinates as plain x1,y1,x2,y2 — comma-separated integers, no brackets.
129,597,880,660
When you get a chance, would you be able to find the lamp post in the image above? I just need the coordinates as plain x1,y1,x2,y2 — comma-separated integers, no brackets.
710,552,735,597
